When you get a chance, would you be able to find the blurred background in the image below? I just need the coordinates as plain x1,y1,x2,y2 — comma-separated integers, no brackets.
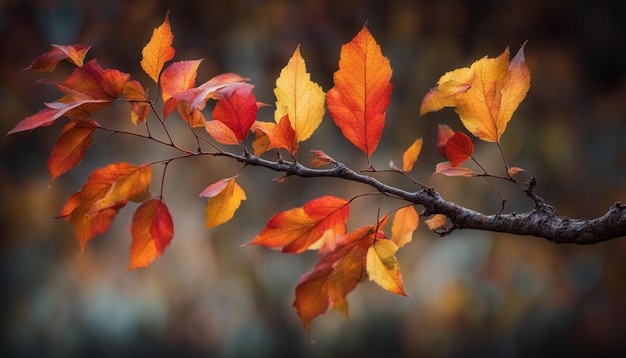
2,0,626,356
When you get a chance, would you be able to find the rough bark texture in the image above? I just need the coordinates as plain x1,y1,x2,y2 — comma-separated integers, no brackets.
222,151,626,244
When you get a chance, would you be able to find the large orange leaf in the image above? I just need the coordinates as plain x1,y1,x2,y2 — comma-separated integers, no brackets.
326,25,392,158
47,118,99,183
57,163,152,253
366,239,407,296
274,45,326,143
293,225,377,333
249,196,349,253
199,176,246,228
24,44,91,72
128,198,174,271
421,44,530,143
141,12,175,83
212,83,258,142
391,206,418,248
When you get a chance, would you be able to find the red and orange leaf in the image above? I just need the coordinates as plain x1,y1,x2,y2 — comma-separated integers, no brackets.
101,69,130,98
8,99,110,134
58,163,152,253
176,101,206,128
326,25,392,158
250,121,274,156
199,176,247,228
212,83,258,141
123,80,150,125
402,138,423,172
128,198,174,271
270,115,298,156
293,225,377,333
391,206,418,248
366,239,407,296
434,161,475,177
445,131,474,167
250,196,349,253
174,72,249,111
507,166,526,177
436,124,455,158
47,118,99,183
160,59,203,118
310,150,337,168
420,68,473,115
141,12,175,83
24,44,91,72
274,45,326,142
204,120,240,145
425,214,447,230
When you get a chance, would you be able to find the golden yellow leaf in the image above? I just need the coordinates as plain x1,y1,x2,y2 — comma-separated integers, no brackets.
366,239,407,296
402,138,423,172
200,177,246,228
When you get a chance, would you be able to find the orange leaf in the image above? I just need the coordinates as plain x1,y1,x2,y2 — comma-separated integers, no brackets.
57,163,152,253
402,138,423,172
507,166,526,177
160,59,203,118
174,72,249,111
420,68,473,115
212,83,258,141
47,118,99,183
128,198,174,271
24,44,91,72
434,161,475,177
199,177,247,228
425,214,447,230
204,120,240,145
310,150,337,168
326,25,393,158
141,12,175,83
445,131,474,167
123,80,150,125
274,45,326,142
250,196,349,253
391,206,418,247
293,225,377,333
366,239,407,296
436,124,455,158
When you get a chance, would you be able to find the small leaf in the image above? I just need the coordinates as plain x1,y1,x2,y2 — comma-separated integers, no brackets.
141,12,175,83
436,124,455,158
213,83,258,141
128,198,174,271
391,206,418,248
434,162,475,177
204,120,240,145
274,45,326,142
310,150,337,168
174,72,249,111
24,44,91,72
425,214,447,230
507,166,526,177
123,80,150,125
326,25,392,158
366,239,407,296
445,131,474,167
200,177,247,228
402,138,423,172
8,99,109,134
420,68,473,115
160,59,203,118
47,118,99,183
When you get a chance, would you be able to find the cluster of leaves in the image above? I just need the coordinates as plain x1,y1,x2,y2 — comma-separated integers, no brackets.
9,13,531,333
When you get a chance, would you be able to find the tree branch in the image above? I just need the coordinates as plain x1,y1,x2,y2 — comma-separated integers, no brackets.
219,151,626,244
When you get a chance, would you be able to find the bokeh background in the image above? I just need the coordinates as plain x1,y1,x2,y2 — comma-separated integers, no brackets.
2,0,626,356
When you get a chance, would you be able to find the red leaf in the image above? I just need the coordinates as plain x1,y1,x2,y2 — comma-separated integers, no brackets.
445,131,474,167
128,198,174,271
436,124,455,158
8,99,109,134
24,44,91,72
326,25,392,158
47,118,99,183
212,83,258,141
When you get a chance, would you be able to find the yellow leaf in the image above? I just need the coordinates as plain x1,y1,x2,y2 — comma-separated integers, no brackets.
200,177,246,228
140,12,175,83
366,239,407,296
402,138,423,172
420,68,473,115
274,45,326,142
391,206,418,247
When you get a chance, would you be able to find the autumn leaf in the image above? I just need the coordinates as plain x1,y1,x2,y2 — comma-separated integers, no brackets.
425,214,447,230
123,80,150,125
366,239,407,296
160,59,203,118
24,44,91,72
435,124,455,158
250,116,298,156
293,225,377,333
421,43,530,143
57,163,152,253
402,138,423,172
199,176,247,228
204,120,239,145
445,131,474,167
274,45,326,142
212,83,258,141
128,198,174,271
174,72,249,111
141,12,175,83
434,161,475,177
507,166,526,177
47,118,99,183
326,25,393,159
8,99,109,134
391,206,418,247
310,150,337,168
250,196,350,253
